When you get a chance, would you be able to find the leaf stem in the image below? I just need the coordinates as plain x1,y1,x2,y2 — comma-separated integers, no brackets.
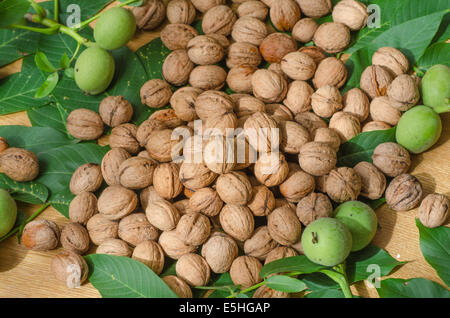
319,264,353,298
69,42,82,64
28,0,47,18
54,0,59,22
9,24,59,35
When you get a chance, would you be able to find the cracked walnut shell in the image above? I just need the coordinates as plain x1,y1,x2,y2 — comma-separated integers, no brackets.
360,65,394,99
372,47,409,76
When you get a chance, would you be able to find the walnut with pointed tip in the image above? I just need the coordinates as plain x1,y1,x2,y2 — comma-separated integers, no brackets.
313,22,350,54
132,240,165,274
418,193,449,228
118,213,159,246
51,251,88,288
70,163,103,195
230,256,263,288
385,174,423,211
21,219,60,251
60,222,90,255
354,161,386,200
326,167,362,203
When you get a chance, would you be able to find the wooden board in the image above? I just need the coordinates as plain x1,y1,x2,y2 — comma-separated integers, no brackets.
0,1,449,298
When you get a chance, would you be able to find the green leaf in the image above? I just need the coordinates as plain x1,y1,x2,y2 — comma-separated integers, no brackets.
0,0,31,28
342,47,371,93
207,273,240,298
417,42,450,71
377,278,450,298
35,72,59,99
85,254,178,298
59,52,70,69
48,189,74,218
416,219,450,287
305,289,347,298
265,276,307,293
337,128,397,167
27,103,71,136
0,29,38,67
136,37,171,81
260,255,327,278
64,67,74,78
0,174,49,204
35,52,56,73
359,197,386,210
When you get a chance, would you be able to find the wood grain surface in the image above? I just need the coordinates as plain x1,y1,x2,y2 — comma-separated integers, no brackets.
0,1,449,299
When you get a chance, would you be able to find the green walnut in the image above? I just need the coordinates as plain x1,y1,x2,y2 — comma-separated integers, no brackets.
94,7,136,50
421,64,450,113
396,105,442,154
301,217,352,267
74,46,115,95
0,189,17,238
334,201,377,252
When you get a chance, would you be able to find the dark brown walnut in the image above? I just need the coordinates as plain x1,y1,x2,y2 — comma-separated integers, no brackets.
252,69,288,103
202,5,236,36
96,238,132,257
266,103,294,122
353,161,386,200
254,152,289,187
21,219,60,251
281,51,316,81
360,65,394,99
98,185,138,221
66,108,104,141
270,0,301,32
332,0,368,30
203,136,237,174
176,212,211,246
259,33,297,64
313,22,350,54
189,65,227,90
140,79,172,109
292,18,318,43
159,230,197,259
195,90,234,121
298,141,337,176
189,188,223,217
280,120,311,154
220,204,255,241
370,96,401,126
216,171,253,205
232,94,266,118
232,16,268,46
179,162,218,190
162,50,194,86
296,192,333,226
118,212,159,247
145,128,180,162
176,253,211,287
265,246,298,265
69,163,103,195
51,251,88,288
153,162,183,200
230,256,263,288
244,226,279,260
280,169,315,203
60,222,90,255
133,0,166,30
201,232,238,273
329,111,361,142
237,1,269,20
0,147,39,182
132,240,165,274
248,185,276,216
362,121,392,133
372,142,411,177
313,127,341,152
297,0,332,18
162,275,193,298
226,42,262,69
86,214,119,245
283,81,314,115
387,74,420,111
372,47,409,76
99,95,133,128
253,284,289,298
313,57,348,89
299,46,327,65
243,111,279,153
119,157,155,190
268,206,302,245
294,111,327,136
0,137,8,154
109,123,140,154
186,35,225,66
160,24,198,50
385,174,423,211
69,192,97,225
146,199,181,231
342,88,370,122
418,193,449,228
227,65,257,94
167,0,196,24
311,85,343,118
326,167,362,203
170,87,202,122
101,148,132,186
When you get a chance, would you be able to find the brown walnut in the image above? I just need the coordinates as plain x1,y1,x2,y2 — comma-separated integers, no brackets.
158,230,197,259
267,206,302,245
170,87,202,122
179,162,218,190
296,192,333,226
167,0,196,25
176,253,211,286
118,212,159,247
69,192,98,225
329,111,361,142
362,121,392,133
313,22,350,54
176,212,211,246
109,123,140,155
292,18,318,43
296,0,332,18
281,52,316,81
232,16,268,46
360,65,394,99
21,219,60,251
189,187,223,217
237,1,269,20
132,240,165,274
216,171,253,205
248,185,276,217
133,0,166,30
280,169,315,203
160,24,198,50
162,50,194,87
385,174,423,211
60,222,90,255
96,238,132,257
372,142,411,177
372,47,409,76
219,204,255,241
140,79,172,109
260,33,297,64
298,141,336,176
342,88,370,122
0,147,39,182
201,232,238,273
69,163,103,195
280,120,311,154
187,35,225,66
252,69,288,103
146,199,181,231
153,162,183,200
0,137,8,154
162,275,193,298
387,74,420,111
244,226,279,260
202,5,236,36
51,251,88,288
101,148,132,186
326,167,362,203
244,111,279,153
189,65,227,90
227,65,257,94
145,128,180,162
418,194,449,228
353,161,387,200
270,0,301,32
295,111,328,135
99,95,133,128
313,57,348,89
332,0,368,30
311,85,343,118
66,108,104,141
119,157,155,190
313,127,341,152
283,80,314,115
299,46,327,65
226,42,262,69
370,96,401,126
86,214,119,245
253,284,289,298
98,185,138,221
229,256,263,288
265,246,298,264
254,152,289,187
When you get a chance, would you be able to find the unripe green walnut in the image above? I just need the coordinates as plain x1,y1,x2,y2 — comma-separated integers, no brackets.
94,7,136,50
75,46,115,95
421,64,450,113
0,189,17,237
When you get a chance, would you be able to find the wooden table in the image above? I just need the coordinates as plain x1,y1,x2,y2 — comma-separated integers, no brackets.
0,1,449,298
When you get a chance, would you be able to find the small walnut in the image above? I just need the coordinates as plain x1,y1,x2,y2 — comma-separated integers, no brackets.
237,1,269,20
146,199,180,231
202,5,236,36
66,108,104,141
313,22,350,54
203,136,236,174
298,142,336,176
268,206,301,245
252,69,288,103
158,230,197,259
176,212,211,246
96,238,132,257
132,241,165,274
60,222,90,255
418,194,449,228
179,162,218,190
280,169,315,203
133,0,165,30
160,24,198,50
270,0,301,32
362,121,392,132
313,57,348,89
266,103,294,122
140,79,172,109
295,112,328,136
69,192,97,225
162,50,194,87
342,88,370,122
70,163,103,195
254,152,289,187
51,251,88,288
216,171,253,205
332,0,368,30
372,142,411,178
387,74,420,111
146,128,180,162
187,35,225,66
0,137,8,154
101,148,131,186
230,256,263,288
118,213,159,247
299,46,327,65
226,42,262,68
167,0,196,24
86,214,119,245
189,65,227,90
162,275,193,298
227,65,257,94
311,85,343,118
265,246,298,264
297,0,332,18
176,253,211,287
109,123,140,154
292,18,318,43
170,87,202,122
21,219,60,251
372,47,409,76
0,147,39,182
370,96,402,126
385,174,423,211
232,16,268,46
201,232,238,273
98,185,138,220
99,96,133,128
195,90,234,121
244,226,279,260
192,0,226,12
354,161,386,200
296,192,333,226
259,33,297,64
119,157,155,190
283,81,314,115
313,127,341,152
243,111,279,153
280,120,311,154
329,111,361,142
220,204,255,241
247,185,275,217
360,65,394,99
326,167,362,202
152,163,183,200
